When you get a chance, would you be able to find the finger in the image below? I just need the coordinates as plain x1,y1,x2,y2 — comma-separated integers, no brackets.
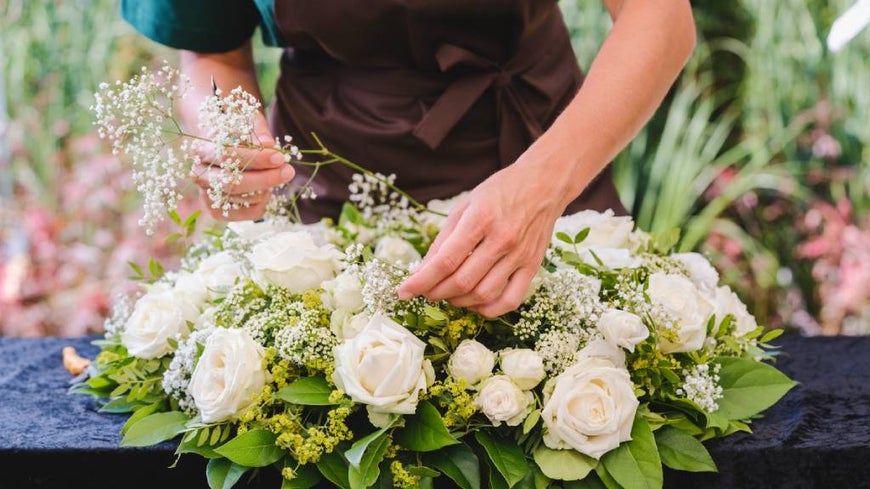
201,192,268,222
421,199,468,266
424,237,509,301
195,112,288,171
398,209,484,299
193,163,294,194
471,266,538,318
446,254,514,308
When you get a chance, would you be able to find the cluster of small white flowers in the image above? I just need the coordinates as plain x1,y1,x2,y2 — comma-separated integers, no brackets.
162,328,214,415
514,269,603,341
612,274,651,316
360,258,405,315
91,64,196,234
103,293,136,338
273,315,337,367
640,254,685,275
534,329,582,375
676,363,723,413
196,87,299,217
348,173,418,233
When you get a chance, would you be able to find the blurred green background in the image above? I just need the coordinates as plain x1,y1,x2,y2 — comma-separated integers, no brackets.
1,0,869,336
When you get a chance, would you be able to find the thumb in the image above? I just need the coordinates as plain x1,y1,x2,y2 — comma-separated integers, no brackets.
253,111,276,148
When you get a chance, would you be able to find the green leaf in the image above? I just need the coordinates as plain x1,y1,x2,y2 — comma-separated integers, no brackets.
346,424,393,468
349,433,390,489
394,401,458,452
282,463,322,489
177,433,222,459
317,451,351,489
424,305,447,321
121,402,161,434
713,357,797,420
206,458,249,489
522,409,541,435
169,209,182,226
407,466,440,478
215,429,282,467
564,478,607,489
655,426,717,473
760,329,784,344
121,411,190,447
600,416,662,489
594,465,621,489
424,443,481,489
532,445,597,481
99,397,143,414
275,376,335,406
128,261,144,278
573,228,591,244
556,232,574,244
474,432,527,488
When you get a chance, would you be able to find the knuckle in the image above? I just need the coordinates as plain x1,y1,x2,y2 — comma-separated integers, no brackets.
452,274,478,295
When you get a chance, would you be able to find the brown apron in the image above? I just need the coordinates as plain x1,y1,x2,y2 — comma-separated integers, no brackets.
268,0,626,222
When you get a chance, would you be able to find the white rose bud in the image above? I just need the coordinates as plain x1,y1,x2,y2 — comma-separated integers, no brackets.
597,309,649,352
448,339,496,386
194,251,245,300
553,209,635,250
121,288,196,359
542,357,638,460
647,272,713,354
499,348,546,390
329,310,370,340
322,271,364,312
577,338,626,367
248,231,343,293
332,314,434,419
672,252,720,294
422,192,469,229
189,328,267,423
475,375,534,427
712,285,758,337
374,236,422,267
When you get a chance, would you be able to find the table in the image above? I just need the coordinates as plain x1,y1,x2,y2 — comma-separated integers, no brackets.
1,335,868,489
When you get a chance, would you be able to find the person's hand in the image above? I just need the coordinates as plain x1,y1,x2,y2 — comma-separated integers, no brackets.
397,161,567,317
192,111,295,221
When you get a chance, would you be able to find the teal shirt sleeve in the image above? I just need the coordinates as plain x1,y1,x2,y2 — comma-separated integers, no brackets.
121,0,283,52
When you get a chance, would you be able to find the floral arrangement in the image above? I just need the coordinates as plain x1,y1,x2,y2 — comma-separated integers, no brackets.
74,64,795,489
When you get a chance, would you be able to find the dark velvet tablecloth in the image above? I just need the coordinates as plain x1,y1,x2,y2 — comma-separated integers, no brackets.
0,335,868,489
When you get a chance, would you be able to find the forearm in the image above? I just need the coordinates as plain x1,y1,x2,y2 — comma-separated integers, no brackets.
178,40,264,132
523,0,696,210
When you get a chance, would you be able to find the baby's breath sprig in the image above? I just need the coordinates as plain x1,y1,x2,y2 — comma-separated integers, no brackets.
93,62,445,236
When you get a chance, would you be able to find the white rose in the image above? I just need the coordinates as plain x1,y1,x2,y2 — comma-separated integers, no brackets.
499,348,546,390
189,328,267,424
579,247,641,270
121,289,195,359
172,272,209,310
475,375,534,427
542,357,638,460
374,236,422,267
194,251,245,300
332,314,434,419
330,310,370,340
248,231,343,293
577,338,626,367
553,209,635,250
448,339,496,386
647,272,713,354
228,218,297,242
711,285,757,337
597,309,649,352
322,271,364,312
672,252,720,294
422,192,469,229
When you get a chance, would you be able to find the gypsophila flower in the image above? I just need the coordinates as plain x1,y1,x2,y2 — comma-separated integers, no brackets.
514,269,604,342
677,363,723,413
102,293,136,338
534,329,583,375
360,258,406,315
162,328,214,414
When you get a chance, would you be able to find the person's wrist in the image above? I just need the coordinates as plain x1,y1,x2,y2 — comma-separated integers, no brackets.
515,135,591,214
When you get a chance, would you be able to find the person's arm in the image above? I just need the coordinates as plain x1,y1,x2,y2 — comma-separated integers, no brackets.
180,41,295,221
398,0,696,317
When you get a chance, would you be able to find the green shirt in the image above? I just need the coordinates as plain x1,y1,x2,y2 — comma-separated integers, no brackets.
121,0,284,52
